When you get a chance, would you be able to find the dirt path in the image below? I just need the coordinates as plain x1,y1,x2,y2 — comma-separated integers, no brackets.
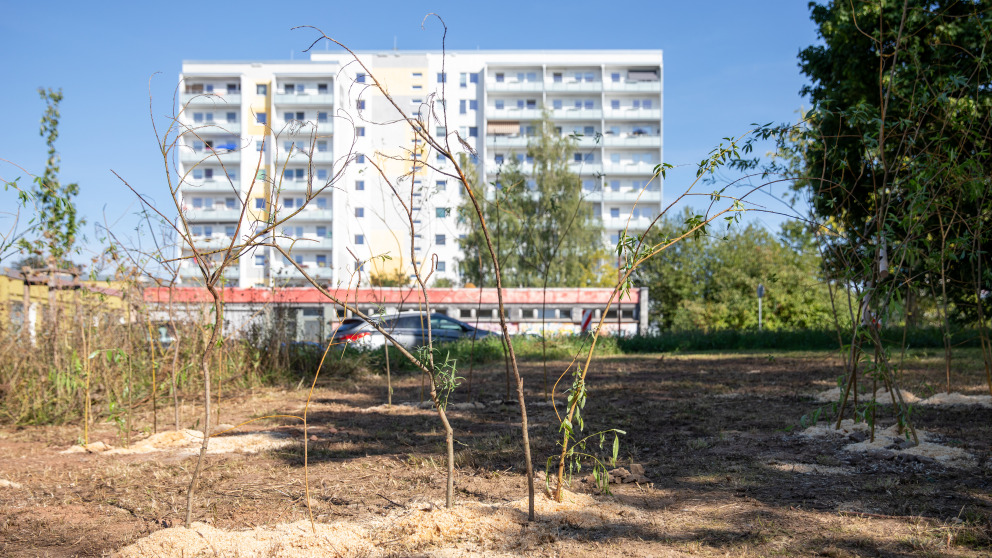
1,352,989,556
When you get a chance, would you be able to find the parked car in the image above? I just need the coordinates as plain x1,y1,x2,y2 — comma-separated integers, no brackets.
331,312,498,349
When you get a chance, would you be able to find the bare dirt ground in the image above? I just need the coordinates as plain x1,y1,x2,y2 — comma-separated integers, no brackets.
1,351,990,556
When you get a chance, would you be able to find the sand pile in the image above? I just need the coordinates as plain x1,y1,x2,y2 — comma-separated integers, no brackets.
119,490,644,557
59,429,295,457
802,419,975,468
917,392,992,408
814,386,920,404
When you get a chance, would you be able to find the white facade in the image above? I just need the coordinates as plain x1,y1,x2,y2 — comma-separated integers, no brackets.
177,50,663,288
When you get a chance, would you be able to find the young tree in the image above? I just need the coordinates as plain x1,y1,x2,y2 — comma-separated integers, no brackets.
19,88,83,268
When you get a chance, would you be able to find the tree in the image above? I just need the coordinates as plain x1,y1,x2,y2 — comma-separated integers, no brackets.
634,210,839,331
457,112,606,287
796,0,991,312
18,88,83,269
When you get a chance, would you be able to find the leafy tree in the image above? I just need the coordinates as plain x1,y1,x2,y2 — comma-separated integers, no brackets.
794,0,991,312
457,113,606,287
369,268,412,287
18,88,83,269
634,210,839,331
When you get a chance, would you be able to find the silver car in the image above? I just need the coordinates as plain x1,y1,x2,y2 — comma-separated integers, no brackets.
331,312,497,349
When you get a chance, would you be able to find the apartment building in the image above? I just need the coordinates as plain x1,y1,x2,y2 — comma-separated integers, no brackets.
177,50,662,288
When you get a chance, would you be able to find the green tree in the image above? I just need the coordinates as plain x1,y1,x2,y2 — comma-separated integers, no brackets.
457,113,605,287
18,88,83,269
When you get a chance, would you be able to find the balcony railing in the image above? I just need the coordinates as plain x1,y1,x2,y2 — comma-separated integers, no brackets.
601,216,655,230
182,208,243,222
603,134,661,147
604,81,661,92
603,163,659,176
179,265,240,281
271,266,333,281
280,209,333,221
273,93,334,105
278,121,333,135
485,135,529,147
567,162,604,176
485,80,543,92
546,81,603,92
187,121,241,135
603,108,662,120
486,108,543,120
588,189,662,202
550,108,603,120
274,235,334,249
180,149,241,165
180,92,242,107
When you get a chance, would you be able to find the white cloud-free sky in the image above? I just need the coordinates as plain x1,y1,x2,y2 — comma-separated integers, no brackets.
0,0,820,266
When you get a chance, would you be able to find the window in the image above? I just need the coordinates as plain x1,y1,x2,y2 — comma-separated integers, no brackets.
317,169,328,180
526,154,534,164
459,73,467,87
642,99,653,109
193,112,203,123
355,180,364,191
317,111,328,123
611,180,621,191
584,72,595,82
470,73,479,83
469,126,478,137
611,153,621,164
574,153,582,163
516,72,524,82
574,100,582,109
552,99,563,110
584,152,594,162
435,234,446,246
459,100,466,114
294,254,304,266
356,100,365,110
611,72,621,82
436,126,446,137
254,254,265,266
584,100,594,109
495,99,504,110
412,84,422,90
437,261,446,272
193,169,203,180
494,154,504,164
316,197,328,209
609,100,620,110
256,84,267,95
355,207,364,218
355,234,364,245
412,72,422,78
225,225,236,237
584,126,594,135
524,125,535,136
316,226,327,237
610,208,620,219
256,112,266,124
226,112,236,123
435,207,449,218
317,140,328,152
227,83,239,93
191,225,202,236
610,125,620,135
356,126,365,137
318,83,328,93
633,99,641,109
254,198,266,209
526,99,537,109
283,83,295,94
192,197,203,209
356,73,366,83
436,180,446,191
356,154,365,163
526,72,537,82
516,154,525,163
437,72,446,83
495,72,504,82
225,197,236,209
553,72,563,83
316,254,327,267
203,225,213,236
469,99,478,110
284,198,295,209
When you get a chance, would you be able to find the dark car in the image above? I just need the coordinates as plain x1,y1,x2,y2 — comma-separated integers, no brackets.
331,312,497,349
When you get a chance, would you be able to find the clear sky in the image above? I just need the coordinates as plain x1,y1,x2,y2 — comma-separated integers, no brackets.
0,0,820,268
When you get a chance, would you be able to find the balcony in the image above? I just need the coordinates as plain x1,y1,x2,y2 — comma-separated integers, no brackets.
188,121,241,135
179,265,240,281
603,134,661,147
485,80,543,92
486,108,543,121
180,148,241,165
602,215,655,231
282,209,333,221
485,135,529,148
567,162,604,176
182,208,243,222
273,93,334,106
180,92,242,107
270,266,334,282
545,81,603,92
603,108,662,120
278,121,333,135
550,108,603,120
182,235,240,251
274,235,333,249
591,189,662,202
604,81,661,92
603,163,659,176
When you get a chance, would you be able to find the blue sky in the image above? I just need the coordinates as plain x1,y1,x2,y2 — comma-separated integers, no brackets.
0,0,819,266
